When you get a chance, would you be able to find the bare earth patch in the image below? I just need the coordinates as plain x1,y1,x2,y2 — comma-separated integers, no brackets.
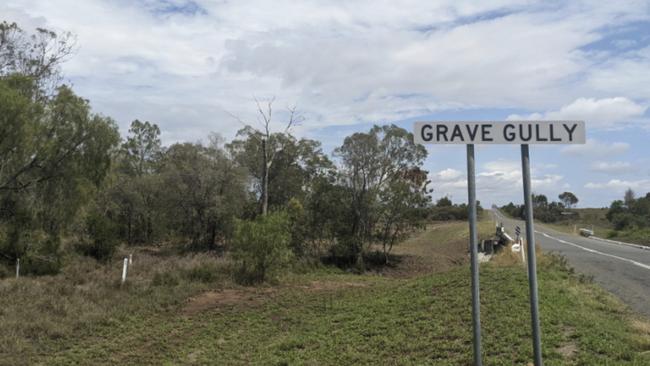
183,281,369,315
183,288,275,315
556,325,578,359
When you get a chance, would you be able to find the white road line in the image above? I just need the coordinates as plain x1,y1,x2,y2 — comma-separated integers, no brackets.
537,232,650,271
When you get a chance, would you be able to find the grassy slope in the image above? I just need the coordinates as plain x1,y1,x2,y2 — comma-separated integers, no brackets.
2,221,649,365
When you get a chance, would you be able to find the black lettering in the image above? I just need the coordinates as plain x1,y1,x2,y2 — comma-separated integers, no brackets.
549,124,561,141
436,124,448,142
466,124,480,141
482,124,493,141
451,124,464,141
421,124,433,141
503,124,516,141
536,124,548,141
519,124,532,141
563,123,578,141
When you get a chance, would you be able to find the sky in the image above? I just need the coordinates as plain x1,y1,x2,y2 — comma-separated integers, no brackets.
3,0,650,207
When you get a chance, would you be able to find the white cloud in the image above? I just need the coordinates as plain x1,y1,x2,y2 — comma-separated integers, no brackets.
561,139,630,157
589,161,634,174
507,97,647,128
430,159,565,204
434,168,463,181
3,0,650,143
585,179,650,191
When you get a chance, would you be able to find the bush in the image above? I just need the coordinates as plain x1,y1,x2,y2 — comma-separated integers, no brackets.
232,212,293,284
76,212,119,262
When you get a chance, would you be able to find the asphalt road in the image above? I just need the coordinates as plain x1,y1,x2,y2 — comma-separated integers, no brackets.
490,209,650,318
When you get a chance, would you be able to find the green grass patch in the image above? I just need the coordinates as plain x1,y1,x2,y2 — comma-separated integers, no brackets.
2,220,649,365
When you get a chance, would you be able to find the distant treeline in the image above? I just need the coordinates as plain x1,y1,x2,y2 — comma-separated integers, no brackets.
430,196,483,221
501,192,578,223
0,22,435,281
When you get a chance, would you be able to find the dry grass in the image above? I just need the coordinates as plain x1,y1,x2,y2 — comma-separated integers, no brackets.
0,248,234,365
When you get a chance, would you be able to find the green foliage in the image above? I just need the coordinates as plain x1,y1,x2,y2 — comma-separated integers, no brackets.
160,142,248,249
606,192,650,243
0,69,119,269
232,212,293,284
501,194,566,223
76,211,119,262
333,124,428,263
228,128,333,213
558,191,579,208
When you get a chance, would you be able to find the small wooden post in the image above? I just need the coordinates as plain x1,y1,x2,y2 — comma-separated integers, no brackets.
16,258,20,279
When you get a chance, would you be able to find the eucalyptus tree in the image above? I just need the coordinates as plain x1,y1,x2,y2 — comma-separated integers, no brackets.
334,124,428,262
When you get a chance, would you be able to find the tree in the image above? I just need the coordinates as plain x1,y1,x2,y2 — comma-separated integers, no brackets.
0,21,75,97
558,192,578,209
334,124,427,263
624,188,635,208
107,120,163,244
159,141,248,249
532,194,548,208
0,78,119,271
228,98,301,215
436,196,452,207
376,176,429,263
232,212,293,284
121,120,162,176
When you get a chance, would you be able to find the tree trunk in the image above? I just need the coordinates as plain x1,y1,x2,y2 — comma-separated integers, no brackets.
261,138,269,216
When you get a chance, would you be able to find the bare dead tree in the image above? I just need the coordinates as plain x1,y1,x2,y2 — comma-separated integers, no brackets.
230,97,302,215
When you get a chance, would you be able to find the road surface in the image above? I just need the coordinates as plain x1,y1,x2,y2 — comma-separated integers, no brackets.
490,209,650,318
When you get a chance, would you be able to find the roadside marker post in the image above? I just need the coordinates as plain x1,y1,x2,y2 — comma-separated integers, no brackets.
121,257,128,285
414,120,585,366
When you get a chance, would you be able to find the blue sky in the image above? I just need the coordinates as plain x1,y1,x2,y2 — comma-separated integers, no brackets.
3,0,650,207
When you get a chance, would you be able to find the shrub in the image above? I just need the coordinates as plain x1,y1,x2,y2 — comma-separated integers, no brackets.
232,212,293,284
76,212,119,262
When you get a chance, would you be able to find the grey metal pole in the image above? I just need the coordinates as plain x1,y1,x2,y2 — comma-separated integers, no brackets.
466,144,482,366
521,144,543,366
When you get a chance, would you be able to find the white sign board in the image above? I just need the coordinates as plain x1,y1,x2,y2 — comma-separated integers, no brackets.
414,121,585,144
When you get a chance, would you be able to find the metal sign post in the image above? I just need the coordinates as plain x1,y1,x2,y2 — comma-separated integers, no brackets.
413,120,585,366
521,144,542,365
466,144,482,366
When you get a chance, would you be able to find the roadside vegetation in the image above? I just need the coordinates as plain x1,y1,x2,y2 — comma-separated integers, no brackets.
0,21,433,282
501,188,650,246
1,220,648,365
604,188,650,245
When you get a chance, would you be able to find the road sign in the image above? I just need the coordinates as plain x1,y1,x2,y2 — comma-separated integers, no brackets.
414,121,585,145
414,120,585,366
515,226,521,237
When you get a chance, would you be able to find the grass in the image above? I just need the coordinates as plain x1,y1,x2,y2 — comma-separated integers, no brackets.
606,228,650,246
535,208,650,246
520,208,611,238
1,220,649,365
